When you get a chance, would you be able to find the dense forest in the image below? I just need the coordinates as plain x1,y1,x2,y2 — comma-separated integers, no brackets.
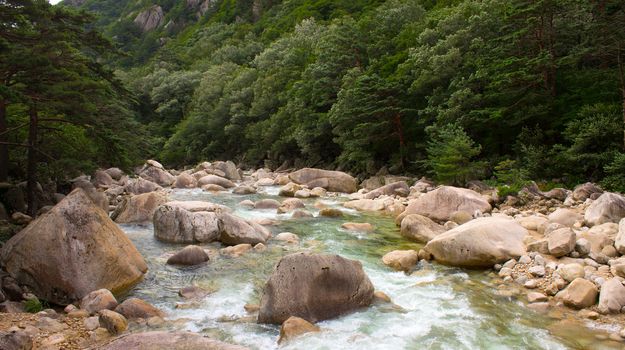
2,0,625,195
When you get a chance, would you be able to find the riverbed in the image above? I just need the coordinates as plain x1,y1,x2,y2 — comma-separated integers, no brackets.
118,187,621,349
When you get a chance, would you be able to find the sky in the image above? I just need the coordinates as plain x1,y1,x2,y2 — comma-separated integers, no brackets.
49,0,63,4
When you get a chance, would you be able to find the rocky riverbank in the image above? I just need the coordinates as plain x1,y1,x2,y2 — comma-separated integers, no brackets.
2,160,625,348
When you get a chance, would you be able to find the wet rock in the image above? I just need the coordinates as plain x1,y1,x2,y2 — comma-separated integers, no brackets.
278,316,320,344
112,191,168,223
255,178,275,187
341,222,374,232
400,214,445,243
219,213,271,245
527,292,548,303
278,183,303,197
202,184,226,192
274,232,299,244
598,278,625,314
0,189,147,305
167,245,209,266
254,199,280,209
400,186,491,223
318,208,344,218
179,286,210,300
258,252,374,324
220,244,253,258
584,192,625,226
292,210,313,219
382,250,419,271
153,201,226,243
289,168,357,193
555,278,598,309
424,217,527,268
198,175,235,189
99,309,128,335
80,289,118,314
232,186,255,195
547,228,576,257
115,298,164,319
98,331,248,350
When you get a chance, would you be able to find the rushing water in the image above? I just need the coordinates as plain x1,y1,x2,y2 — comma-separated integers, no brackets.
118,187,622,350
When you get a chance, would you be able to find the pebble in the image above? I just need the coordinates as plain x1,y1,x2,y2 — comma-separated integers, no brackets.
503,259,517,269
519,255,532,264
498,267,513,277
529,265,545,277
524,280,539,289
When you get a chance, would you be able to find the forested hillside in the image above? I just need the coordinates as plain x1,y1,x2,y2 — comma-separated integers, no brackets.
4,0,625,192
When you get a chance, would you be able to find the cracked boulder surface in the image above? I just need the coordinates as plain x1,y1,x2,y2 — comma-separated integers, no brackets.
257,252,374,324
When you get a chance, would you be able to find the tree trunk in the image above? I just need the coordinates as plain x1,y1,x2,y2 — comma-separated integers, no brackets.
26,104,38,217
0,99,8,182
618,43,625,150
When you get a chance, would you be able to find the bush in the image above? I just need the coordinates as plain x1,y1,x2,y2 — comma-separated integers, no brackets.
492,159,530,197
425,123,486,186
24,298,44,313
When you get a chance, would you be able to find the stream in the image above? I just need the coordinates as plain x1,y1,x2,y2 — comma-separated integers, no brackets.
117,187,621,349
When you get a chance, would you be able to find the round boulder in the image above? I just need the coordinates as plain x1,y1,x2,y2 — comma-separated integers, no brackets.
167,245,209,266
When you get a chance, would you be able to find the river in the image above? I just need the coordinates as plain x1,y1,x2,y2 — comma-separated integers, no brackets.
117,187,621,349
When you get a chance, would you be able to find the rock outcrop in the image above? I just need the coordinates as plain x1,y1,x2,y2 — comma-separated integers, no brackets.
134,6,164,32
0,189,147,304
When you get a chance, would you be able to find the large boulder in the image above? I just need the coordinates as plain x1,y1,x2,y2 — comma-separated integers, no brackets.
585,192,625,226
153,201,226,243
219,213,271,245
288,168,357,193
548,208,582,227
400,214,445,243
93,170,114,188
547,228,576,257
363,181,410,199
0,189,147,304
555,278,598,309
98,331,248,350
125,178,161,195
174,173,197,189
258,252,374,324
198,175,235,189
423,217,527,267
139,162,175,187
343,199,385,212
598,278,625,314
573,182,602,201
211,161,241,181
105,168,124,181
401,186,491,223
112,192,168,224
615,218,625,254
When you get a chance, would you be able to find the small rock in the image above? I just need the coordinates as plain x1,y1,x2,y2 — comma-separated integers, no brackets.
557,264,585,283
555,278,598,309
529,265,546,277
602,245,618,258
518,255,532,264
341,222,375,232
527,292,548,303
99,309,128,335
373,291,392,303
502,259,517,270
319,208,344,217
525,280,539,289
275,232,300,244
278,316,320,344
166,245,210,266
498,267,513,277
575,238,591,256
84,316,100,331
548,228,576,257
220,244,253,258
382,250,419,271
115,298,163,319
80,289,118,314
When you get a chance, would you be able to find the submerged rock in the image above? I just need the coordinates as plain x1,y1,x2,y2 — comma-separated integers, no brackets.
278,316,320,344
424,217,527,268
258,252,374,324
0,189,147,304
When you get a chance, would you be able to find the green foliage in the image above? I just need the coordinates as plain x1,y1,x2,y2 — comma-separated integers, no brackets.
24,298,45,313
602,153,625,193
493,159,529,198
425,124,485,185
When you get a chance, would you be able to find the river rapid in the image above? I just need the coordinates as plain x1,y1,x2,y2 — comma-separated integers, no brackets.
117,187,621,350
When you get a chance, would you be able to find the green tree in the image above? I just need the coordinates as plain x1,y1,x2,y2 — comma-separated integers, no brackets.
425,123,485,185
